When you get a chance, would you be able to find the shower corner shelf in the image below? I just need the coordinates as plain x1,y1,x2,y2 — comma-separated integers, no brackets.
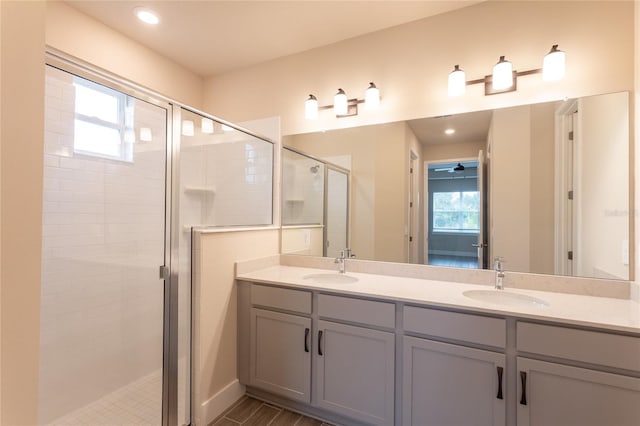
184,186,216,195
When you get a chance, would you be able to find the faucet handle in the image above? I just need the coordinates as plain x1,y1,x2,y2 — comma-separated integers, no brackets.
493,256,504,271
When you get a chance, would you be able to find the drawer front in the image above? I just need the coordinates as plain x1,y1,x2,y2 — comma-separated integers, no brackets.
318,294,395,328
517,322,640,372
251,284,312,314
404,306,506,348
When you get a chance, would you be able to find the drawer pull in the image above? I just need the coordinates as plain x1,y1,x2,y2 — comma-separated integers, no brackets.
318,330,324,356
304,328,310,353
496,366,504,400
520,371,528,405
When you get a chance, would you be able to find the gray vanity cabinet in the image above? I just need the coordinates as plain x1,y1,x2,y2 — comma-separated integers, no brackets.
249,308,311,403
516,357,640,426
403,337,506,426
315,320,395,426
516,322,640,426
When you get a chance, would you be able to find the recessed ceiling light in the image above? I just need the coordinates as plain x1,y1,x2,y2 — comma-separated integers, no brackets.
134,7,160,25
445,128,455,135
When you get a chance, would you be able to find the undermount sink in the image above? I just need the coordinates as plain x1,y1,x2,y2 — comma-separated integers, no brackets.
463,289,549,308
302,273,359,284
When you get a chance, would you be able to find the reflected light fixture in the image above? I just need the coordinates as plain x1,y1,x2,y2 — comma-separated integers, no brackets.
139,127,152,142
445,128,455,135
542,45,566,81
201,118,214,134
305,82,381,119
182,120,194,136
221,124,234,132
448,44,565,97
134,7,160,25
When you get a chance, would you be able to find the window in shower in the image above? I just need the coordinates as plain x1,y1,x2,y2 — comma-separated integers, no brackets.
72,77,133,161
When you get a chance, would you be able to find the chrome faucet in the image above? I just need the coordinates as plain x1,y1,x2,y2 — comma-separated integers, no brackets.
493,256,505,290
334,248,354,274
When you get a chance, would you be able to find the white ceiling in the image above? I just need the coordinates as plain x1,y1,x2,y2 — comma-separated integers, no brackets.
64,0,481,77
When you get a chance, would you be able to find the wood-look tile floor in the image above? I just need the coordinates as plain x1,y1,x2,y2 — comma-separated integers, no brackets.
210,396,334,426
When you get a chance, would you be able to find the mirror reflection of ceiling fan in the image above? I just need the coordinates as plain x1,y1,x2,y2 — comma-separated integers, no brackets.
434,163,465,173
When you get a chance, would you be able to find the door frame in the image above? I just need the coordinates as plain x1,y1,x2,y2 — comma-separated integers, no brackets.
424,156,479,266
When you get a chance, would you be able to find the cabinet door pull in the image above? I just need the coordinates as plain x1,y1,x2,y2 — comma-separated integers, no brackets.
304,327,310,353
496,366,504,400
318,330,324,356
520,371,527,405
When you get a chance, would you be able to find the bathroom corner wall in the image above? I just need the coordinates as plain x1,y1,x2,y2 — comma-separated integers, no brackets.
1,1,46,424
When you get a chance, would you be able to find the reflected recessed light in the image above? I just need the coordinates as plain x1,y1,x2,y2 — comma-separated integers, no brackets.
445,128,455,135
134,7,160,25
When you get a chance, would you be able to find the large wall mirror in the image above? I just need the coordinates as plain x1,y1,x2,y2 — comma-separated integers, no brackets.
281,91,632,281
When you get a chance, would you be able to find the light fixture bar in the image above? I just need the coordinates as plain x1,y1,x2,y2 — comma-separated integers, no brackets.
450,44,564,97
305,82,381,119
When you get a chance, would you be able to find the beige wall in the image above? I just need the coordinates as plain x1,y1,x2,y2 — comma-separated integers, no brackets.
192,229,279,424
285,122,408,263
46,1,204,108
529,102,559,274
203,1,634,136
490,106,532,272
1,1,46,424
281,226,324,256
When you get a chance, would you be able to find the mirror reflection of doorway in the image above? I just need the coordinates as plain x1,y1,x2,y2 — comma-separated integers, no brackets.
426,160,482,268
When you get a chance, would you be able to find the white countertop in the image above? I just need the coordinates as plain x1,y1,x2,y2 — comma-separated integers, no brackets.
236,265,640,334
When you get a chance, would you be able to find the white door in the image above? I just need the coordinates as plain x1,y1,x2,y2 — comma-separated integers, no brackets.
403,336,506,426
517,357,640,426
249,308,311,403
316,320,395,425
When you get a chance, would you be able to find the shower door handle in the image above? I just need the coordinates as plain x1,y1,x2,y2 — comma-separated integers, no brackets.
159,265,169,280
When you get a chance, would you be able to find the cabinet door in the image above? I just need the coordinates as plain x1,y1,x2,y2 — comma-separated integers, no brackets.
403,336,505,426
517,357,640,426
249,308,311,403
316,320,395,426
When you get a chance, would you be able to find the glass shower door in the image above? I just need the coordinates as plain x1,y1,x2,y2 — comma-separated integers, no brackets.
39,65,169,425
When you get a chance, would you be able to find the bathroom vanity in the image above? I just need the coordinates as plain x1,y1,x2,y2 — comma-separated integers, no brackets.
236,256,640,426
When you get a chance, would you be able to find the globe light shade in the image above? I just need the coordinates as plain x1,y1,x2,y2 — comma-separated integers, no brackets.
334,88,348,116
201,118,214,134
365,82,380,110
543,45,566,82
448,65,466,97
182,120,194,136
492,56,513,91
305,94,318,120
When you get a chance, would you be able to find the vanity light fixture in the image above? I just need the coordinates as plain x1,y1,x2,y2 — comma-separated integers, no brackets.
134,7,160,25
139,127,152,142
305,82,381,119
181,120,194,136
201,118,214,134
448,44,566,97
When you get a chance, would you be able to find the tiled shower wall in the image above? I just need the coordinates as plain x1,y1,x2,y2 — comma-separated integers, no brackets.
39,67,167,424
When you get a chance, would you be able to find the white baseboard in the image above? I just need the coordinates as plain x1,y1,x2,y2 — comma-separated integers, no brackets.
200,379,246,425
